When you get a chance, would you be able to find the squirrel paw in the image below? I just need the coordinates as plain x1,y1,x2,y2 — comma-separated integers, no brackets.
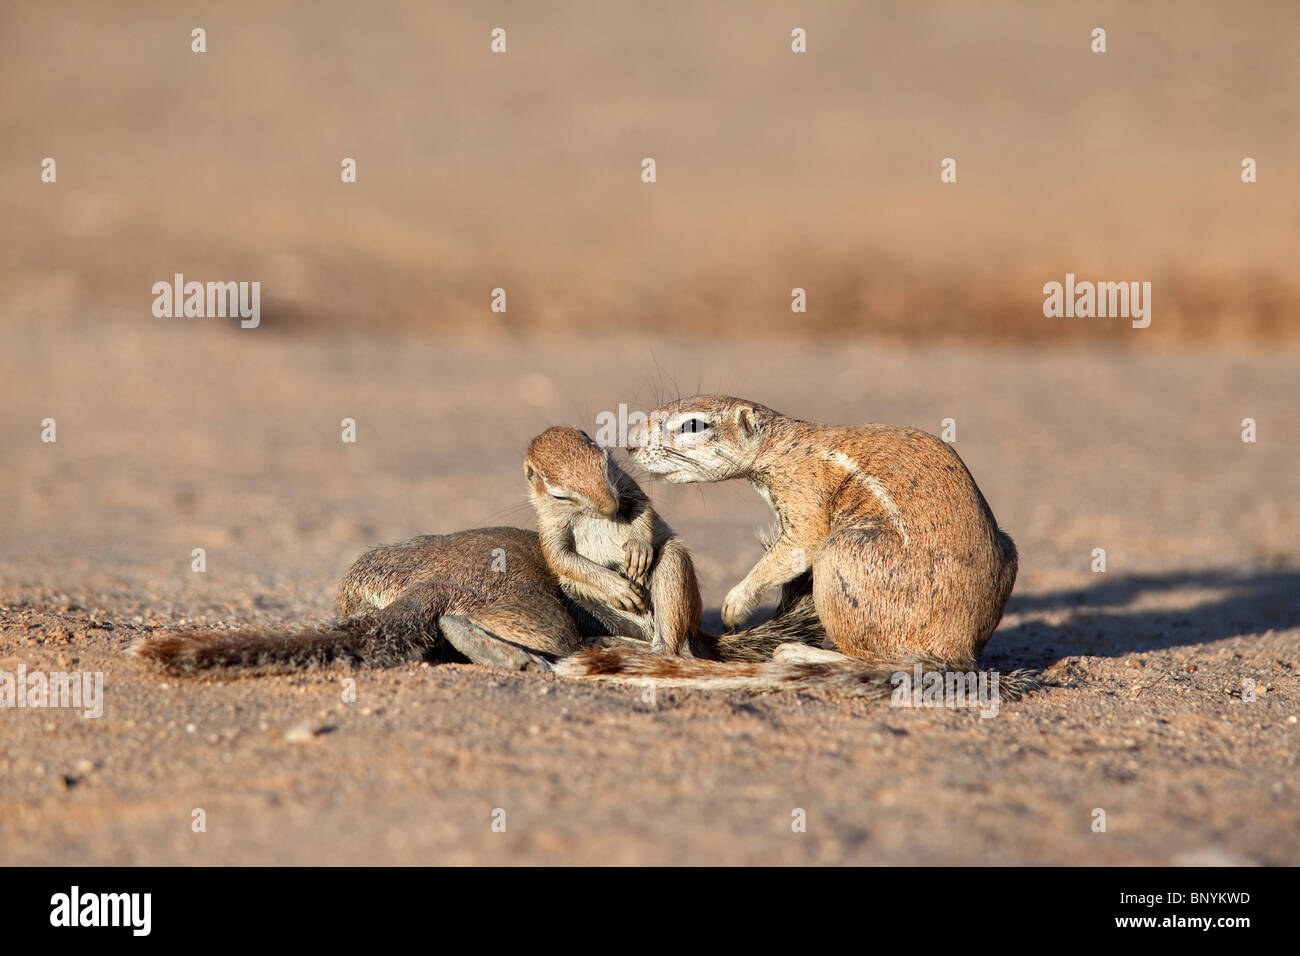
721,584,757,631
623,538,655,585
606,576,647,614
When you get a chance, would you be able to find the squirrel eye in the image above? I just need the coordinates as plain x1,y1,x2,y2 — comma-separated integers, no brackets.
678,418,708,434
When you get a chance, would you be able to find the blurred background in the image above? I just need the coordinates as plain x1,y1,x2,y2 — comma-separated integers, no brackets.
3,0,1299,341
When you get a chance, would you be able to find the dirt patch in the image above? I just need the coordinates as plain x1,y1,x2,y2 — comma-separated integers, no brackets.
1,321,1296,864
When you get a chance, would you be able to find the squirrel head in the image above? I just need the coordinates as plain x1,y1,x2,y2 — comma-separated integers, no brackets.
628,395,779,483
524,426,621,518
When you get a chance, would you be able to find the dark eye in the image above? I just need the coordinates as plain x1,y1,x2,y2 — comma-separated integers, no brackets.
677,418,708,435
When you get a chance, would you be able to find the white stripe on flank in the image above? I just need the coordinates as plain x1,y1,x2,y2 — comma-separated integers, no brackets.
823,450,908,546
364,588,399,611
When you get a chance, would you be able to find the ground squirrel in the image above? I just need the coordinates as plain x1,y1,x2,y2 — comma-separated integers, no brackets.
525,425,700,655
525,425,825,661
558,395,1026,695
131,427,821,677
132,527,584,674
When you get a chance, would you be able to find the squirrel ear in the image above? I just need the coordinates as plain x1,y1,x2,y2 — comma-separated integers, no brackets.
735,405,758,438
524,462,537,482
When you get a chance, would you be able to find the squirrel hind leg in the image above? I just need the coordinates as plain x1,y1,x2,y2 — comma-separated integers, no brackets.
647,540,702,656
437,612,556,673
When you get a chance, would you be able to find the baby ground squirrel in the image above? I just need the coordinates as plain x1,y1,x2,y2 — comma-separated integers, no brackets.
524,425,698,656
524,425,826,661
132,527,585,675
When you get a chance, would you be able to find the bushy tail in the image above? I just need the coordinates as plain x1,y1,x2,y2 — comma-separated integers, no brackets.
556,645,1040,700
129,614,436,676
691,591,827,662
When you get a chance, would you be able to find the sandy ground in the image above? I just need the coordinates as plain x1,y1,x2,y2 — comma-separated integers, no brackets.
1,316,1297,865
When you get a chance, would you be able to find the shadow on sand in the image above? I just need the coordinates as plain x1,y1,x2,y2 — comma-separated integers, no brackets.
704,568,1300,670
986,568,1300,668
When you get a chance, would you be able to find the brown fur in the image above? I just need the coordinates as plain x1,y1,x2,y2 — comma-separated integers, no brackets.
132,527,583,676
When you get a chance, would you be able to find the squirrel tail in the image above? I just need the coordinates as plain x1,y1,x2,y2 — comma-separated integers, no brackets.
129,613,436,676
555,643,1040,700
691,580,828,663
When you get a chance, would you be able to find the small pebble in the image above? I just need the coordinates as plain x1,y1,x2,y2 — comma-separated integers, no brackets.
284,721,336,743
284,722,316,743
